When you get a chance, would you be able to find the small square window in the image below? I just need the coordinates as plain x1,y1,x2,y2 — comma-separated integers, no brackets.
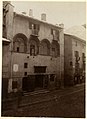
24,72,27,76
24,63,28,68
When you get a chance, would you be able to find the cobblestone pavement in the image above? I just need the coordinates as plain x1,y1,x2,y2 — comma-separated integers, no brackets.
2,83,85,117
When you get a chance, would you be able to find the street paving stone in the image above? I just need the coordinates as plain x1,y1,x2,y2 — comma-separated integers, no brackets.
2,84,85,117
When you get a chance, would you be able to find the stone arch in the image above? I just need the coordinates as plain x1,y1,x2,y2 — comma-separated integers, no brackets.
28,36,40,55
39,39,50,55
51,40,60,57
13,33,28,53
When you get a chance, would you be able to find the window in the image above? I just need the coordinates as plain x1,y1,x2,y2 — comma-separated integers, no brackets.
30,45,35,56
29,22,40,31
12,81,17,89
82,53,85,57
75,51,79,57
37,25,40,31
50,74,55,81
75,41,77,46
51,29,53,35
34,66,46,73
24,63,28,68
29,22,33,29
70,61,73,66
34,24,36,29
82,53,85,62
24,72,27,76
17,47,19,52
52,48,55,52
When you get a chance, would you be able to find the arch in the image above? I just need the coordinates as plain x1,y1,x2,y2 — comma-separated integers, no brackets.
13,33,28,53
51,40,60,57
41,39,50,49
39,39,50,55
28,36,40,56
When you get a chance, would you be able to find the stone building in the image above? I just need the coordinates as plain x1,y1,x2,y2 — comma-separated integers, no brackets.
2,1,64,98
64,26,86,86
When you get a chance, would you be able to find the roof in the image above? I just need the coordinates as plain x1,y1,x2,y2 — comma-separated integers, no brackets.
14,12,63,30
2,38,10,42
64,25,86,41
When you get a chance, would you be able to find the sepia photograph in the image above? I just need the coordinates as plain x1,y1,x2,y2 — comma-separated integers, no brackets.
1,1,86,117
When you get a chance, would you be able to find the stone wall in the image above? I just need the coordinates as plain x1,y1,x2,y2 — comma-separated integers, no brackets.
64,34,86,86
3,4,64,93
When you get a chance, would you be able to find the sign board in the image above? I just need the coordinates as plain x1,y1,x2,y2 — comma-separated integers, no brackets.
13,64,19,72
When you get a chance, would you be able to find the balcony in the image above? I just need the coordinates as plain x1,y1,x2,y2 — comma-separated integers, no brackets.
31,29,39,36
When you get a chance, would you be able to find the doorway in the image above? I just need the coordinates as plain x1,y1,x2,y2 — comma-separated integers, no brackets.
22,75,35,92
35,75,43,89
34,66,46,90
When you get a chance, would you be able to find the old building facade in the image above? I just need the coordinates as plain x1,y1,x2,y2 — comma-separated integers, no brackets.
64,32,86,86
2,2,64,98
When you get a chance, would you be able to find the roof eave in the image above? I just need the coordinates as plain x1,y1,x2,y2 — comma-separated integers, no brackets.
64,33,86,43
14,12,63,30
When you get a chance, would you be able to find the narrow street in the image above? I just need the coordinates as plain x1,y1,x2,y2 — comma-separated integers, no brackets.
2,83,85,117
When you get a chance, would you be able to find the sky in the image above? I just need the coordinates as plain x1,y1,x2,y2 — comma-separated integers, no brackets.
11,1,86,29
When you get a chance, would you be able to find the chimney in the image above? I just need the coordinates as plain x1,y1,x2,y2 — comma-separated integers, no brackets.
29,9,33,17
59,23,64,28
41,13,46,21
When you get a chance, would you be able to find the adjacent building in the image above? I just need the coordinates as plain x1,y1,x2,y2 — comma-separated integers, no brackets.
2,1,64,98
64,26,86,86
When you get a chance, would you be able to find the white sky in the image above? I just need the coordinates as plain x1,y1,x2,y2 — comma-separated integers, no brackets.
10,1,86,29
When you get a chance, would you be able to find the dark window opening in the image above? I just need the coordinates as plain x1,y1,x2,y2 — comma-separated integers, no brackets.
52,48,55,52
76,41,77,46
34,66,46,73
29,22,40,31
50,74,55,81
29,22,33,29
34,24,36,29
70,61,73,66
17,47,19,52
75,51,79,57
82,53,85,62
51,29,53,35
12,81,17,89
24,72,27,76
57,45,60,56
30,45,35,56
24,63,28,68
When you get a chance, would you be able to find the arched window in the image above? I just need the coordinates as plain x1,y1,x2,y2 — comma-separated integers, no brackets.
40,39,50,55
30,44,35,56
51,40,60,57
13,34,27,53
29,36,40,56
